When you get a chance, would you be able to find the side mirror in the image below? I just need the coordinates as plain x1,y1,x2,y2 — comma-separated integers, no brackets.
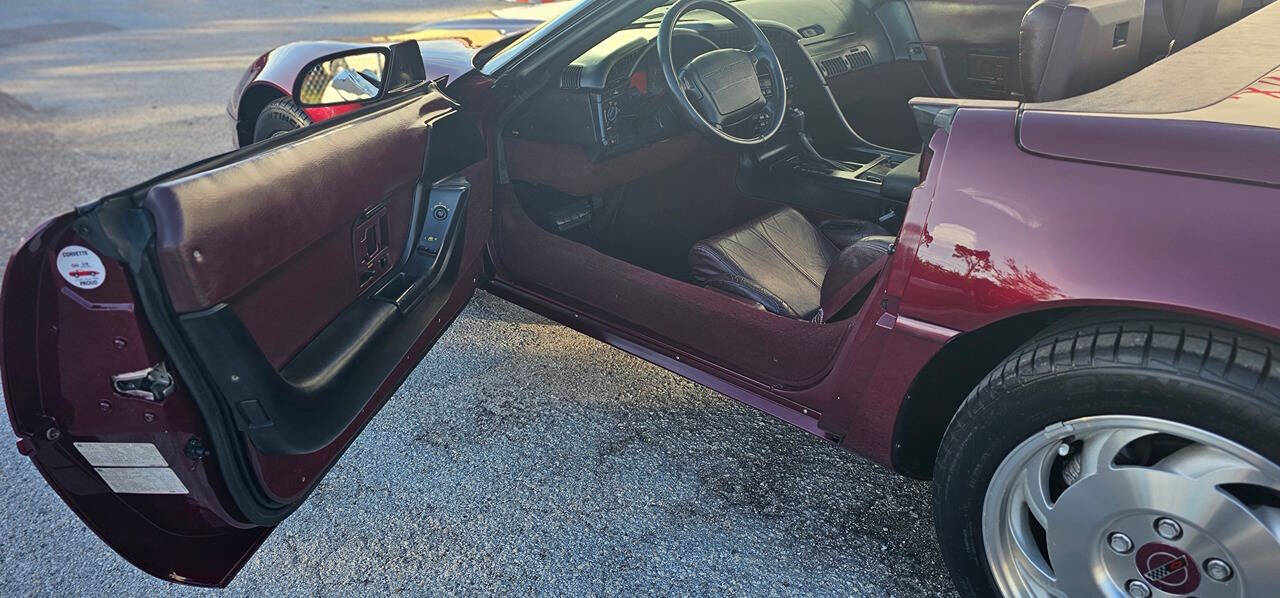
294,42,426,108
295,50,389,107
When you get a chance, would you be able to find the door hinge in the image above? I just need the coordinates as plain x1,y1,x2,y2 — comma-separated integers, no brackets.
111,363,175,402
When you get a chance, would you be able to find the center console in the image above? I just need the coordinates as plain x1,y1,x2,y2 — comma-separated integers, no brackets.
738,110,922,225
777,147,911,188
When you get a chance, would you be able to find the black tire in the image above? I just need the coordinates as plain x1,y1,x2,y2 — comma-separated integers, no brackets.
933,310,1280,597
252,97,311,144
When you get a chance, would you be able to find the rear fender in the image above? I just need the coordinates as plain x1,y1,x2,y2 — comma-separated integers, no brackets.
852,103,1280,471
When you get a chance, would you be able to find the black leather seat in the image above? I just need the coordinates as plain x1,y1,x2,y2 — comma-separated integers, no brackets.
1140,0,1176,62
1019,0,1147,102
689,207,894,322
1164,0,1244,54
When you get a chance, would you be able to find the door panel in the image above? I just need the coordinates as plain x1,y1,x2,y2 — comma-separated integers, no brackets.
145,93,428,334
1,86,490,586
142,93,444,457
227,194,414,369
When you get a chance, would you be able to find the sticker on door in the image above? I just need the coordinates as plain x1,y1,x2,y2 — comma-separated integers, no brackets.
74,442,169,467
74,442,190,495
56,245,106,289
94,467,189,495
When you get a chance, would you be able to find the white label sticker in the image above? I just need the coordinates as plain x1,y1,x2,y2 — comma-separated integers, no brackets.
94,467,189,495
56,245,106,289
74,442,169,467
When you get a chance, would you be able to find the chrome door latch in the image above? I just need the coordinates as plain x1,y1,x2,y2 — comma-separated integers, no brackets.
112,363,175,402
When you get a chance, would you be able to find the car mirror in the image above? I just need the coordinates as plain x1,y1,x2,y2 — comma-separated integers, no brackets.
295,50,389,107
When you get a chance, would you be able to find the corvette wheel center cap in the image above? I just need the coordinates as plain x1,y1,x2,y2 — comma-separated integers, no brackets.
1135,543,1200,595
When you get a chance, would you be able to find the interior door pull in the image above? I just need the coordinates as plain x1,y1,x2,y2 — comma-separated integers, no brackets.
374,177,469,310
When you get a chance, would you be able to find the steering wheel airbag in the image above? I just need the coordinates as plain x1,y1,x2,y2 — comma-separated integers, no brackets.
681,49,766,125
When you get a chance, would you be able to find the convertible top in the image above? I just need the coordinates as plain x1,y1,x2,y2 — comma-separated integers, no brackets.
1030,3,1280,119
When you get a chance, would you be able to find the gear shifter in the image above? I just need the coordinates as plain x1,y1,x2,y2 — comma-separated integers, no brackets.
786,107,853,172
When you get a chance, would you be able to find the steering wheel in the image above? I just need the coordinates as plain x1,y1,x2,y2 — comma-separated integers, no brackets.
658,0,787,147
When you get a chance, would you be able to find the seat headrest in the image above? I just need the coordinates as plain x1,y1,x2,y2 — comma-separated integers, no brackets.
1020,0,1147,101
1164,0,1245,53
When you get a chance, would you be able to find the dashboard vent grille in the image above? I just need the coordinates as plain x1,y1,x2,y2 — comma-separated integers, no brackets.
820,56,850,78
561,65,583,89
846,47,873,70
819,47,875,79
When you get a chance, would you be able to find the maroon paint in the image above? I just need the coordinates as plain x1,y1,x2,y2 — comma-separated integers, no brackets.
846,107,1280,463
2,220,270,587
903,107,1280,336
1019,110,1280,186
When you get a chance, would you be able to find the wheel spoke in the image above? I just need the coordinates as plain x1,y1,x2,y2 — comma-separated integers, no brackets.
1197,502,1280,592
1156,443,1275,486
1018,450,1056,528
991,447,1062,596
1007,526,1061,597
1258,505,1280,541
1076,428,1157,480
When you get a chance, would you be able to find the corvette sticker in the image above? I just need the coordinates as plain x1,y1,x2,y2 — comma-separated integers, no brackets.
56,245,106,289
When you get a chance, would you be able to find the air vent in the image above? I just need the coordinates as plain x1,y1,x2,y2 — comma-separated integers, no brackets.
820,47,875,78
561,65,583,90
820,56,850,78
846,47,873,70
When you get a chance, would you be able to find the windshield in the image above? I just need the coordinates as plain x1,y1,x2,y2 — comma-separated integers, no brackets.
479,0,596,74
479,0,744,75
633,0,745,24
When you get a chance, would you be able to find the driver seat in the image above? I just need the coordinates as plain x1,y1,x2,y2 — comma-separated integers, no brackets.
689,208,894,322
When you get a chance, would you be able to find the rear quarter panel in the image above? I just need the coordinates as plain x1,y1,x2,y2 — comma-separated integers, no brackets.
842,106,1280,464
902,107,1280,335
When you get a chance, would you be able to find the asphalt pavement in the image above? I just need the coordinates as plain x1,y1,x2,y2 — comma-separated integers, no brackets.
0,2,957,595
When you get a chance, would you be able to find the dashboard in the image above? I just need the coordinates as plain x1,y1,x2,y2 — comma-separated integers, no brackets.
589,28,800,153
592,31,723,150
505,0,926,160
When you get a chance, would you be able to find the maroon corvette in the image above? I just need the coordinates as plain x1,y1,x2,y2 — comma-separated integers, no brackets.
4,0,1280,595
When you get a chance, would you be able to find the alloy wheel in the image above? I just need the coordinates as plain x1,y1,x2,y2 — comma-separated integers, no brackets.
983,415,1280,597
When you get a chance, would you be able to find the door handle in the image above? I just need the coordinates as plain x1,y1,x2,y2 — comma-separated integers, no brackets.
352,204,391,290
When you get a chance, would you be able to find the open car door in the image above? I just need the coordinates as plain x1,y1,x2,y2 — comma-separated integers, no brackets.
0,81,490,586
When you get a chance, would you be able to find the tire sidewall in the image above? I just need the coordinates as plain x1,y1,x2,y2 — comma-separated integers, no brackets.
935,366,1280,597
252,97,311,144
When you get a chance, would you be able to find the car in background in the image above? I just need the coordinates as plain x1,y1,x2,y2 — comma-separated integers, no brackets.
228,1,579,146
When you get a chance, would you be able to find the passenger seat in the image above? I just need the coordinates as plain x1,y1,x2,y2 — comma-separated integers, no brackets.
689,208,894,322
1164,0,1244,53
1019,0,1147,101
